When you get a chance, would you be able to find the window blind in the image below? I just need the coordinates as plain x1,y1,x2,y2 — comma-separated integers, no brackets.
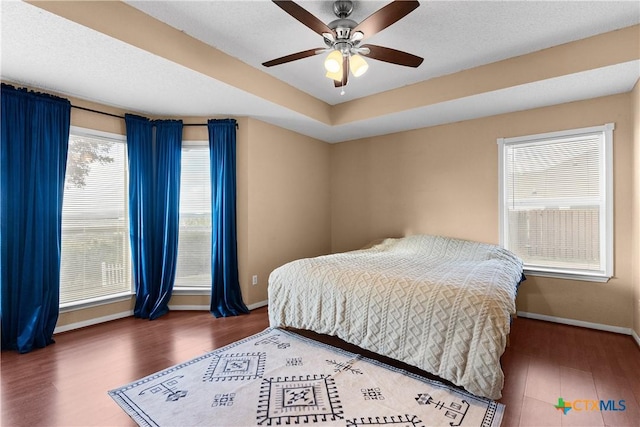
60,130,131,305
175,143,212,288
499,124,613,280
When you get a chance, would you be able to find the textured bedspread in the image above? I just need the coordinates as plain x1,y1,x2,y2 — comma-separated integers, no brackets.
268,234,523,400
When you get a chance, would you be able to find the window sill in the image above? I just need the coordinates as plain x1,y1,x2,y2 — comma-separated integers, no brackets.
172,287,211,295
59,289,210,313
523,268,611,283
59,292,134,313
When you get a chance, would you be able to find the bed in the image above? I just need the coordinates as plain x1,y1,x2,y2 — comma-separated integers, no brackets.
268,234,523,400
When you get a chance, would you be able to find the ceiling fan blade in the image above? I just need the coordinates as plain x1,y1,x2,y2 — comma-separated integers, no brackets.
334,57,349,88
273,0,332,36
353,0,419,39
262,48,323,67
361,44,424,67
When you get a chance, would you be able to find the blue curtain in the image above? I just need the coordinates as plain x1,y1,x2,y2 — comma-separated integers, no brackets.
208,119,249,317
1,84,71,353
126,114,182,320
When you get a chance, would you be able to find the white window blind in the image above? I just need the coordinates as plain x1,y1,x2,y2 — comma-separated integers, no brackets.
174,142,211,289
498,124,613,282
60,128,131,306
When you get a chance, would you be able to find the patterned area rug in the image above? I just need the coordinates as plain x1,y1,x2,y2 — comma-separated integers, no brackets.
109,328,504,427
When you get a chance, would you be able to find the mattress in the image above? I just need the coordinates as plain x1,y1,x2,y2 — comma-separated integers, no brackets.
268,234,523,399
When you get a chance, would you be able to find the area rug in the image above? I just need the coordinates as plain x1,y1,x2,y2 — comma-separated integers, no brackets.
109,328,504,427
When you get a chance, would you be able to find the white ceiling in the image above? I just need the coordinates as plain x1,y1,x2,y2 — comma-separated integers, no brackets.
1,0,639,143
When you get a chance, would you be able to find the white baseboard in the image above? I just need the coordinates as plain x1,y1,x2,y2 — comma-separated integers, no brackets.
55,300,270,334
54,310,134,334
168,305,210,311
516,311,636,338
247,300,268,310
169,300,268,311
50,305,640,348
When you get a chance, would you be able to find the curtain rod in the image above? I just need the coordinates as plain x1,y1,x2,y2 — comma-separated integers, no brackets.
71,105,238,128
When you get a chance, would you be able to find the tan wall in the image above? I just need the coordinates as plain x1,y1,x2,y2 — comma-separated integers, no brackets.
331,93,636,329
245,119,332,304
632,80,640,338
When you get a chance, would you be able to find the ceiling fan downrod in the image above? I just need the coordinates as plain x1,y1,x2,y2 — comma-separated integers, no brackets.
333,0,353,19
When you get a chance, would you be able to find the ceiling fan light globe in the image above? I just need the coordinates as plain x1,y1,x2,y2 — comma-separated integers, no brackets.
324,50,343,73
350,31,364,43
325,69,343,82
350,54,368,77
325,60,341,73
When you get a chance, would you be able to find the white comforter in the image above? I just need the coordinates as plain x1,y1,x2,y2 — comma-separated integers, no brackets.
268,234,523,400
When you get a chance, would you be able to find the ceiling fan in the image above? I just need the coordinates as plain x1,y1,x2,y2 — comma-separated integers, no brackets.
262,0,424,90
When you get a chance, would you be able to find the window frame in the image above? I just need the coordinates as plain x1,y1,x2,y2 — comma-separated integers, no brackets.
172,139,212,295
60,126,134,311
497,123,614,283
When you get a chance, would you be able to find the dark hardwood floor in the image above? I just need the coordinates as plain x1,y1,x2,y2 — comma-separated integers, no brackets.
1,306,639,426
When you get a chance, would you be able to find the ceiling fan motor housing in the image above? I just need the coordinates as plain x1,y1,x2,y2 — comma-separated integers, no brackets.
328,19,357,40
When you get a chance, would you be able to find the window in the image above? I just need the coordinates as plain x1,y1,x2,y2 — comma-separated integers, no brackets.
60,128,131,306
174,141,211,289
498,123,613,282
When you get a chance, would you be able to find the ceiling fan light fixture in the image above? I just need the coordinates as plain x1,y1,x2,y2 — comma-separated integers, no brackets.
264,0,423,89
349,54,368,77
324,50,343,73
